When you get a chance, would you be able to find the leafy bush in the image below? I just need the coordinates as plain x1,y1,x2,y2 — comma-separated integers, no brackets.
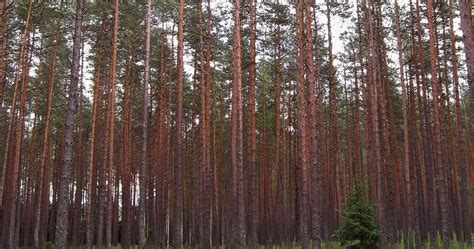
332,186,379,248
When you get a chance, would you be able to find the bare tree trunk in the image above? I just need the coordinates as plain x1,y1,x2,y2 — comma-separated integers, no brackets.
105,1,119,247
365,0,386,245
296,0,309,247
326,1,339,233
173,0,185,246
72,48,85,245
247,0,257,246
0,0,7,146
305,1,320,246
395,0,414,242
230,0,245,246
427,0,450,246
7,24,34,249
0,0,32,211
138,0,151,247
33,2,63,247
54,0,84,247
458,0,474,122
85,17,106,247
450,0,472,240
0,0,5,108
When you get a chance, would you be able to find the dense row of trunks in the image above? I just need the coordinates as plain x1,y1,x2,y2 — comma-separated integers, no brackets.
0,0,472,248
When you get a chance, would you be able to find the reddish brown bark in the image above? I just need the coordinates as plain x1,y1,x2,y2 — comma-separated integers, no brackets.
305,0,320,246
296,0,309,246
364,0,386,244
395,0,414,241
450,0,472,239
0,0,32,211
230,0,245,245
173,0,184,245
85,17,106,247
247,0,258,246
33,2,63,247
325,2,339,233
427,0,451,246
458,0,474,121
7,26,34,248
104,1,119,247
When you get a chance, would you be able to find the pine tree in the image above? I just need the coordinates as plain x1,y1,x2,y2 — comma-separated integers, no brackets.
54,0,84,247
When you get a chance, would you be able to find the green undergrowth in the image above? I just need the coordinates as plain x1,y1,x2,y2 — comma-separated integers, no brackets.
35,234,474,249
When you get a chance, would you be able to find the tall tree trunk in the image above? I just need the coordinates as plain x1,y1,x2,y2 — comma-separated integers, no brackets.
415,0,436,236
204,1,213,246
326,1,339,233
365,0,386,244
353,1,363,189
230,0,245,246
120,32,136,249
72,49,85,245
0,0,7,144
54,0,84,247
458,0,474,122
139,0,151,247
450,0,472,240
105,1,119,247
173,0,185,245
395,0,414,242
296,0,309,247
305,1,320,246
247,0,258,246
33,2,63,247
85,17,105,247
7,24,34,249
426,0,450,246
0,0,32,211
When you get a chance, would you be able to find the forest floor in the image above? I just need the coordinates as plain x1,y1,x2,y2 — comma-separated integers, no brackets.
49,241,472,249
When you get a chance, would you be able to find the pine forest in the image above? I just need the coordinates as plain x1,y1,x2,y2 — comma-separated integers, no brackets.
0,0,473,248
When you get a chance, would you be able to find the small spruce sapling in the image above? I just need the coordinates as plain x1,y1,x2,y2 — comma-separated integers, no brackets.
332,186,380,248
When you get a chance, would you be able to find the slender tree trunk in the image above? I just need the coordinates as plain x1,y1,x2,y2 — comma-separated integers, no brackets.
7,25,34,249
305,1,320,246
204,1,213,246
458,0,474,122
0,0,32,211
54,0,84,247
0,0,7,152
72,49,85,245
197,1,208,247
426,0,450,246
0,0,6,109
138,0,151,247
415,0,436,236
173,0,185,246
450,0,472,240
326,1,339,233
395,0,414,242
32,2,63,247
296,0,309,247
247,0,257,246
105,1,119,247
85,17,105,247
120,32,136,249
353,2,363,188
230,0,245,246
365,0,386,245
